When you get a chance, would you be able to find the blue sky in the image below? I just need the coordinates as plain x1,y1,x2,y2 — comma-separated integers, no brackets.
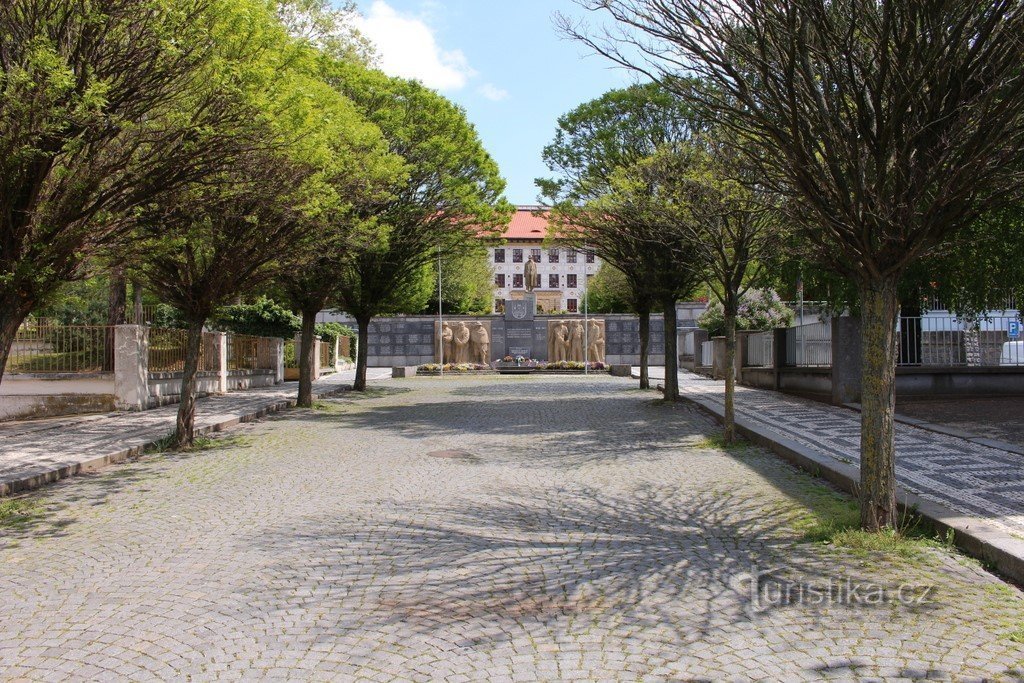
352,0,637,204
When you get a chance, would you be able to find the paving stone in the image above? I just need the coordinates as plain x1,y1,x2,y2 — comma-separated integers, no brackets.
0,376,1022,680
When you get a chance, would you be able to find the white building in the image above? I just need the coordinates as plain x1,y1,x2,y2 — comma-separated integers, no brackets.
487,207,601,314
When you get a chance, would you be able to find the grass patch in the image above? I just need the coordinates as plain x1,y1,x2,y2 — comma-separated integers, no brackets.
693,433,750,451
0,498,43,530
1006,627,1024,644
145,433,251,455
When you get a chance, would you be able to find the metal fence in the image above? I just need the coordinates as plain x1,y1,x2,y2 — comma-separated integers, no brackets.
228,335,276,371
319,339,332,369
745,332,774,368
898,315,1023,367
8,324,112,374
699,340,715,368
785,321,833,367
148,328,218,373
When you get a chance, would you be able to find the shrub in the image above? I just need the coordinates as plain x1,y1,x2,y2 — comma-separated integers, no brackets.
698,289,794,337
212,297,300,339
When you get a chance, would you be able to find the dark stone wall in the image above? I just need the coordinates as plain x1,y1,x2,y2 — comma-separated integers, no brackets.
360,314,670,367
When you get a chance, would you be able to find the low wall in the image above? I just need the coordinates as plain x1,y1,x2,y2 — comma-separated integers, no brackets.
361,314,667,367
0,373,115,396
0,373,119,421
147,369,276,408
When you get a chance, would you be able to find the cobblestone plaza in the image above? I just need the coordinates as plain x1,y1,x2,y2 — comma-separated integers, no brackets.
2,376,1023,681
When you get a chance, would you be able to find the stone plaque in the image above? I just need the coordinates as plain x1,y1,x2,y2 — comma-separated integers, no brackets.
505,321,534,359
505,295,535,322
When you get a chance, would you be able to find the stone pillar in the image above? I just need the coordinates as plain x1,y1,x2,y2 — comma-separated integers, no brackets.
831,316,862,405
711,336,727,380
313,338,323,381
273,338,285,384
333,337,341,372
735,331,752,384
215,333,228,394
693,329,710,366
772,328,788,391
114,325,149,411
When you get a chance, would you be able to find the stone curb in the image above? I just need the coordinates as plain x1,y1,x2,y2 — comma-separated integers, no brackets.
642,373,1024,586
0,383,353,499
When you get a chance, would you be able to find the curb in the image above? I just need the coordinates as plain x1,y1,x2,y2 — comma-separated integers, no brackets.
640,372,1024,586
0,383,352,498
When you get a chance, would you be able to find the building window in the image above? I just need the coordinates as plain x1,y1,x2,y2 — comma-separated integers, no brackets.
549,274,559,289
530,248,542,263
567,274,578,289
495,299,504,313
548,249,560,263
535,273,543,289
495,273,506,288
585,252,595,264
566,250,578,264
494,249,505,263
512,248,523,263
567,299,578,313
513,273,524,289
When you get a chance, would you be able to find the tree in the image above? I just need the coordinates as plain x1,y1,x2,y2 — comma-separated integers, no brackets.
328,68,511,391
658,141,783,442
540,83,704,389
422,248,496,316
582,264,636,314
565,0,1024,530
0,0,247,384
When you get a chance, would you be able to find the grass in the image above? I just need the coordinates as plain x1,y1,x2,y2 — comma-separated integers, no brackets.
144,433,251,455
0,498,42,530
693,433,750,452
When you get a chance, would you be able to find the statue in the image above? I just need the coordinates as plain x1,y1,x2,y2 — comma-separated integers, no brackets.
453,322,471,363
569,321,585,362
524,258,538,292
588,320,606,364
470,322,490,364
439,322,454,363
551,321,570,362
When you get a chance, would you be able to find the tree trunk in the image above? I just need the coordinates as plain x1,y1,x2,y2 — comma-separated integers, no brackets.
858,278,900,531
297,307,317,408
638,306,651,390
173,320,206,449
662,297,679,400
105,270,128,372
0,305,30,386
723,310,738,444
132,281,144,324
354,315,370,392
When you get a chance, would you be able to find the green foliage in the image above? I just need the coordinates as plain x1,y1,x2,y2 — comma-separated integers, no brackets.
150,304,186,330
33,277,110,325
314,322,355,346
212,297,300,339
422,249,495,315
582,265,635,314
698,289,793,337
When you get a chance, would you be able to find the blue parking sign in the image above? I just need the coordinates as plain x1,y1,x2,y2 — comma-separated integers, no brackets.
1010,321,1022,339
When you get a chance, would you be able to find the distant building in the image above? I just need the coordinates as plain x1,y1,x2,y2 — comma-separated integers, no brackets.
487,207,601,314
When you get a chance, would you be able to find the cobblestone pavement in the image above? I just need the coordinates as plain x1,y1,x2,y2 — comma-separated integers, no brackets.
2,376,1023,681
0,369,392,494
896,397,1024,453
647,368,1024,538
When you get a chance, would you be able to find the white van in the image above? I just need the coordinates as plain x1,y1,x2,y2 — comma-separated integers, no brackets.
1000,340,1024,366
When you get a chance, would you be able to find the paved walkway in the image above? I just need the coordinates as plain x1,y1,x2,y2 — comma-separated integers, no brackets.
1,376,1022,680
644,368,1024,538
0,369,392,495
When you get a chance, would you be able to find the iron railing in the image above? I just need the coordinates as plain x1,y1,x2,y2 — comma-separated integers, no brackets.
148,328,218,373
745,332,774,368
898,316,1023,367
228,335,276,371
785,321,832,367
319,338,332,369
8,324,112,374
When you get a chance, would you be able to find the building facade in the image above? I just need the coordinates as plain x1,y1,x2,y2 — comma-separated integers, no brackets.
488,207,601,314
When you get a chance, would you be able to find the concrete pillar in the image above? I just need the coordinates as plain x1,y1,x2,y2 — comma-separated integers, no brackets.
313,338,323,381
215,333,228,394
711,336,727,380
735,331,753,385
333,337,341,372
114,325,148,411
831,316,862,405
274,338,285,384
693,329,710,366
772,328,788,391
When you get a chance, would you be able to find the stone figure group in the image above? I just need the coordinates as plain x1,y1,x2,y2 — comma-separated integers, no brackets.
438,321,490,364
548,319,606,364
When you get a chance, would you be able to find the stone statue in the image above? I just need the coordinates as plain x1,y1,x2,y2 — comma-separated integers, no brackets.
524,258,538,292
588,320,606,364
439,322,454,363
470,322,490,364
569,321,585,362
551,321,570,362
453,322,471,363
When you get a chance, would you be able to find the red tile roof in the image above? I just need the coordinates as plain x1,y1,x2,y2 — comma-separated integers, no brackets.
501,207,554,241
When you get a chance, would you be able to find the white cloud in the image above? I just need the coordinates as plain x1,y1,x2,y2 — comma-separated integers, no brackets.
477,83,510,102
355,1,476,91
